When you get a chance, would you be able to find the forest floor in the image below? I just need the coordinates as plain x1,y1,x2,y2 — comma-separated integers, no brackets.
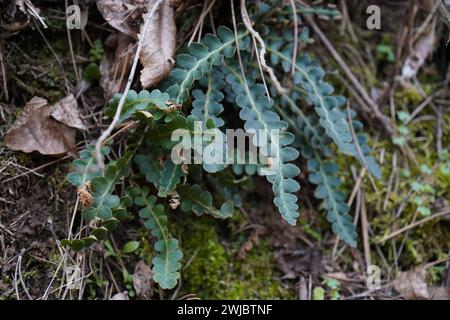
0,0,450,300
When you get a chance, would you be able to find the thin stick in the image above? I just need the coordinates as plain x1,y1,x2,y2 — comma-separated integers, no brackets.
94,0,165,169
377,208,450,243
360,192,372,268
240,0,288,95
288,0,299,75
0,38,9,100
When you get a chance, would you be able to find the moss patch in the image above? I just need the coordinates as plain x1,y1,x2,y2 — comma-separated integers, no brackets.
178,216,294,299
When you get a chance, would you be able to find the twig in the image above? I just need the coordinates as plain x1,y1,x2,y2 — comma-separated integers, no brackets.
288,0,299,75
0,38,9,100
377,208,450,243
17,249,32,300
240,0,288,95
94,0,165,169
360,192,372,268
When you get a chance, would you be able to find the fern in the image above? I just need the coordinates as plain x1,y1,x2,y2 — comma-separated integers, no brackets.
308,158,357,247
83,156,129,221
224,65,301,225
157,160,185,198
164,26,249,103
64,4,385,291
268,44,381,179
67,145,110,187
106,89,172,123
191,69,226,128
178,184,234,219
277,97,357,246
132,186,183,289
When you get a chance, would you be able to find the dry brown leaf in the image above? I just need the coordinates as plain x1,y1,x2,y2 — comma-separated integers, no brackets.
97,0,176,88
132,260,153,299
394,268,430,299
429,286,450,300
96,0,147,38
0,0,30,38
5,94,86,155
139,0,176,88
99,33,135,97
402,25,436,79
110,291,129,300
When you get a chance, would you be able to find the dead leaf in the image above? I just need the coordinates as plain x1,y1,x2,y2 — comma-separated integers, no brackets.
237,227,264,260
1,0,47,37
0,0,29,37
139,0,176,88
97,0,176,88
402,25,436,79
429,286,450,300
5,94,86,155
133,260,153,299
276,247,323,280
77,181,93,207
99,33,135,97
394,268,430,299
168,191,180,210
110,291,129,300
96,0,147,38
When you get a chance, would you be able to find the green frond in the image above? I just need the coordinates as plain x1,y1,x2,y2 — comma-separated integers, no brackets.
133,187,183,289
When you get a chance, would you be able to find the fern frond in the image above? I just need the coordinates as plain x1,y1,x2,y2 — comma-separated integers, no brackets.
165,26,248,104
268,47,381,178
133,187,183,289
67,145,110,187
277,102,357,246
191,69,226,128
308,158,357,247
177,184,234,219
83,156,130,221
224,65,301,225
106,89,172,122
158,159,185,198
134,154,162,184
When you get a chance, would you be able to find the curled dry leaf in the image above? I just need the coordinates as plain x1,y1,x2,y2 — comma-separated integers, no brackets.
0,0,29,37
97,0,176,89
402,25,436,79
96,0,147,38
5,94,87,155
133,260,153,299
110,291,129,300
99,33,135,97
394,268,430,299
139,0,176,88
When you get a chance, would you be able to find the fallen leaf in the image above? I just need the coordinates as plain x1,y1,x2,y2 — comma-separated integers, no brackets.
402,25,436,79
133,260,153,299
110,291,129,300
99,33,135,97
0,0,29,37
97,0,176,89
276,248,323,280
429,286,450,300
5,94,86,155
237,227,264,260
394,268,430,299
139,0,176,88
96,0,147,38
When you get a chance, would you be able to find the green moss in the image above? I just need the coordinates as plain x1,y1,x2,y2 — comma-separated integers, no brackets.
179,216,294,299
